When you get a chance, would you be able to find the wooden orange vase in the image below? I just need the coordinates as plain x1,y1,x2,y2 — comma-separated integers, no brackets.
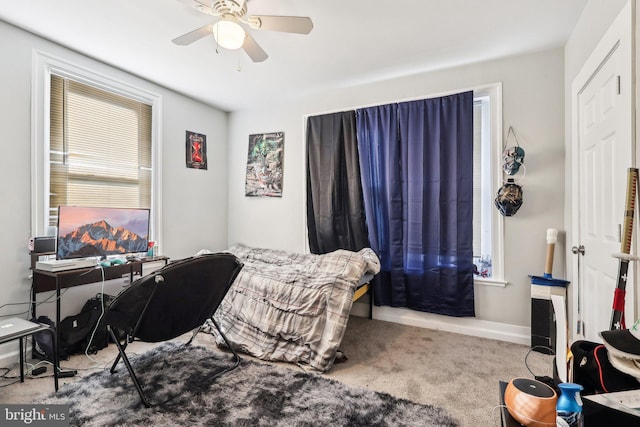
504,378,557,427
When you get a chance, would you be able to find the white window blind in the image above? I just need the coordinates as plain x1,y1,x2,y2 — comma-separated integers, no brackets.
472,101,482,258
49,75,152,227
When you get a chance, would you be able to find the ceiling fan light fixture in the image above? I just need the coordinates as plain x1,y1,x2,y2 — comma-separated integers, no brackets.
213,19,245,50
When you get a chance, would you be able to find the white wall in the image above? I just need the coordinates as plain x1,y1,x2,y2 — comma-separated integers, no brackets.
565,0,629,81
0,20,229,363
160,89,229,258
228,48,566,343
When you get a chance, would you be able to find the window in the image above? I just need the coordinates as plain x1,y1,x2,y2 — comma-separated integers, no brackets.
48,75,152,227
303,84,504,284
472,84,504,283
32,51,161,241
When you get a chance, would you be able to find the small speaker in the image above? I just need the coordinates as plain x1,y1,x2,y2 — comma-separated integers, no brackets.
504,378,557,427
33,236,56,253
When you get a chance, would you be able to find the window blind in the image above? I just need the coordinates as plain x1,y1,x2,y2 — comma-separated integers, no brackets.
49,74,152,227
472,101,482,258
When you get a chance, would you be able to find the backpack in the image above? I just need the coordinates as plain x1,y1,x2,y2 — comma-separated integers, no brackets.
31,315,68,361
59,294,115,355
570,340,640,394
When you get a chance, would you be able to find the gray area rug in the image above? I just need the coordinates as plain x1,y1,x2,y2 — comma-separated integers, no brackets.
41,342,458,426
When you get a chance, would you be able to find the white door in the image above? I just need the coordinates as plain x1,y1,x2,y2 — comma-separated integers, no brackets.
572,4,634,343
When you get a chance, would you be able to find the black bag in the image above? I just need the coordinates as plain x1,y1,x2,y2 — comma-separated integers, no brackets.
59,294,115,355
31,315,68,361
571,340,639,394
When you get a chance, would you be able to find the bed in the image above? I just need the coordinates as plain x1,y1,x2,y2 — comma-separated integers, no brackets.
207,243,380,372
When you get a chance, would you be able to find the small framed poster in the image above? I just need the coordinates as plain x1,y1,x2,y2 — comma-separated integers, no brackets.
186,131,207,170
245,131,284,197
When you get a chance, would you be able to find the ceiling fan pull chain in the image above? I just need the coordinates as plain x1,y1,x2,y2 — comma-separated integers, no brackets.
215,23,221,55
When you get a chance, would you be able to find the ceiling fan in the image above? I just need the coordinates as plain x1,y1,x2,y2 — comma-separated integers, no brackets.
173,0,313,63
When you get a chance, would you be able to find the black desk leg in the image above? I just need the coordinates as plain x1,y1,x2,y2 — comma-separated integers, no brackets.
55,279,61,366
47,328,59,391
31,286,36,319
19,336,25,383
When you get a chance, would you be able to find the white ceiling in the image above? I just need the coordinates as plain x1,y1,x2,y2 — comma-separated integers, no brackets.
0,0,588,112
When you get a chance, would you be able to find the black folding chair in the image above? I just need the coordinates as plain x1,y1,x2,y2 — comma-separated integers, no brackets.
105,253,243,407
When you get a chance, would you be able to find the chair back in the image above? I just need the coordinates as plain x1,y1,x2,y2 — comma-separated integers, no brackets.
106,253,242,342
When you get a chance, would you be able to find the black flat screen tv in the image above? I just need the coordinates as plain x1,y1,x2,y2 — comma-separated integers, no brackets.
56,206,150,260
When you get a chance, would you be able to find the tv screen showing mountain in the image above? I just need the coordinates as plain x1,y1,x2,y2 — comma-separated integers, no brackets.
56,206,150,260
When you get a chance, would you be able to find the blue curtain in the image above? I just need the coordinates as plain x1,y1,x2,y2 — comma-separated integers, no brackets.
356,91,475,317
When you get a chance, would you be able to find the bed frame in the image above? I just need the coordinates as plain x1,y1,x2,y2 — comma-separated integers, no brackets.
352,273,374,319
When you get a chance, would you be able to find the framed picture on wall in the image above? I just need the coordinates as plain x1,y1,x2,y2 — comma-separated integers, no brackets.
245,131,284,197
186,130,207,170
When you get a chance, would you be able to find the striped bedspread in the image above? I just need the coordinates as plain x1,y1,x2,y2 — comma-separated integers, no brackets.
211,244,380,372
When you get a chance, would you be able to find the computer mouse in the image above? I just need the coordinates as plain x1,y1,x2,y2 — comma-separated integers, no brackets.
100,260,112,267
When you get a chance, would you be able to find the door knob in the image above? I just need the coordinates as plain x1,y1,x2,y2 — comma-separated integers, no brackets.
571,245,585,255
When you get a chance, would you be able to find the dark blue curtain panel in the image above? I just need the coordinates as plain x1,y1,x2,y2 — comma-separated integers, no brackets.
356,91,475,317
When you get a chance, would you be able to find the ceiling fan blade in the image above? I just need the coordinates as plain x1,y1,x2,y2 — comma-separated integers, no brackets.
190,0,212,8
242,32,268,63
176,0,214,15
247,15,313,34
172,24,213,45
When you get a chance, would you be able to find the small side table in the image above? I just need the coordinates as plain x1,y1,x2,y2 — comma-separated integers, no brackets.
0,319,59,391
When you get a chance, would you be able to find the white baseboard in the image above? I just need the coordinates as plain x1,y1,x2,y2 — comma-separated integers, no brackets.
351,301,530,346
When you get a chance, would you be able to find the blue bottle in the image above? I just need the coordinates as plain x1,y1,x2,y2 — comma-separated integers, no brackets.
556,382,584,427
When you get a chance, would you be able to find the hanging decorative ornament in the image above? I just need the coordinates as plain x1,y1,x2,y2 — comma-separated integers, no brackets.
503,146,525,175
495,178,523,217
495,126,526,216
502,127,525,176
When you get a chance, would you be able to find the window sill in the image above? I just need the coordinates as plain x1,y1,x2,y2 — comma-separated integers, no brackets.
474,277,507,287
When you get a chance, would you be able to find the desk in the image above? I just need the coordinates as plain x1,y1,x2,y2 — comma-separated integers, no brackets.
0,320,58,391
31,256,168,357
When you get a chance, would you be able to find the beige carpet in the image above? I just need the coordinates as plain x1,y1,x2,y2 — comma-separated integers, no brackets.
330,316,554,426
1,316,553,426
